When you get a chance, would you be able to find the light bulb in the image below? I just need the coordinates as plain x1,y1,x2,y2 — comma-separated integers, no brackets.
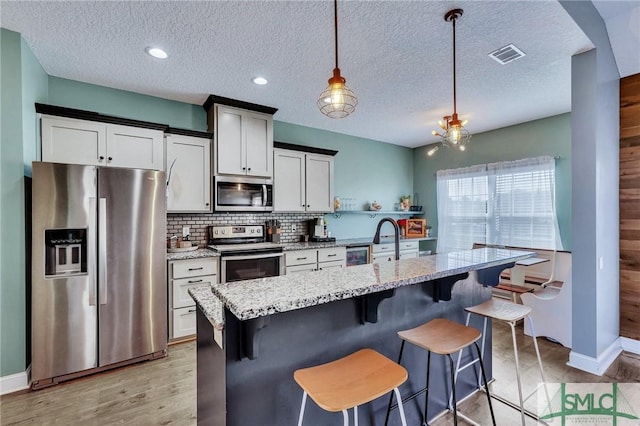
450,128,460,144
427,145,439,156
330,83,346,106
459,145,466,151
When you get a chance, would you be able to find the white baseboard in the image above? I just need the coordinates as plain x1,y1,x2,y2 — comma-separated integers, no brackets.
620,336,640,355
0,365,30,395
567,337,623,376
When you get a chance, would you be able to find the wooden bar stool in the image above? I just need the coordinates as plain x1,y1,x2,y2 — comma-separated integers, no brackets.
385,318,495,426
458,298,549,425
294,348,408,426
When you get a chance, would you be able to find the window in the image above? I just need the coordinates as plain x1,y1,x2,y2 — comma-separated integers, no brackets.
436,156,562,252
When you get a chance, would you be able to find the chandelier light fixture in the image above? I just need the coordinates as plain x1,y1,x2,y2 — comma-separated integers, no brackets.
428,8,471,156
317,0,357,119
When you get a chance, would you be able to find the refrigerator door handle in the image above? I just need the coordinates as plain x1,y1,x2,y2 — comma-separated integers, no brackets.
88,197,98,306
99,197,108,305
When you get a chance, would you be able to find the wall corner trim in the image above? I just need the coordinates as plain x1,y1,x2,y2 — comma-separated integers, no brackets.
0,365,31,395
567,338,623,376
620,336,640,355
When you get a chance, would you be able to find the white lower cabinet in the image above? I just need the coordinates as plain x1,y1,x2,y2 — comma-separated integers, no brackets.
372,240,419,264
168,257,219,340
285,247,346,274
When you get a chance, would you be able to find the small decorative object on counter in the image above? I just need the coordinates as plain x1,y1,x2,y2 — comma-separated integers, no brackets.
334,196,341,210
167,235,178,249
369,201,382,211
399,195,411,211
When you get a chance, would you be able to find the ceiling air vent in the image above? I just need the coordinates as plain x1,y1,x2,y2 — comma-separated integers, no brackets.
488,43,526,65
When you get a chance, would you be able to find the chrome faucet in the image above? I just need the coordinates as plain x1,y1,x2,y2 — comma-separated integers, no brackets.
372,217,400,260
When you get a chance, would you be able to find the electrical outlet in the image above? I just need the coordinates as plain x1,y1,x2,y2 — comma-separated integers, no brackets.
291,224,297,232
182,226,190,237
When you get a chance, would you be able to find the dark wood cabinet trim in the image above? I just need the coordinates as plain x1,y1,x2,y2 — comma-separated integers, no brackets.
274,141,338,156
202,95,278,115
35,103,168,131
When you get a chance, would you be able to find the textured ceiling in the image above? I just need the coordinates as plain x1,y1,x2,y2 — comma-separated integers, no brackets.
1,1,604,148
593,0,640,79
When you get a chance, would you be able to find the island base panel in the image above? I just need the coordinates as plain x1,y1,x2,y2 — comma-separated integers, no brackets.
197,276,493,425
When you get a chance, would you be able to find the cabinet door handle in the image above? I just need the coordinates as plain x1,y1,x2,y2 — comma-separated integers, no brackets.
306,204,310,208
188,267,204,271
205,203,210,206
99,156,105,160
188,309,196,313
188,279,203,284
242,167,246,171
327,254,337,257
247,167,251,171
296,257,307,261
108,156,113,161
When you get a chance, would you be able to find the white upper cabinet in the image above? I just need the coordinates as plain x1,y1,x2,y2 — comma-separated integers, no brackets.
214,105,273,178
41,115,106,166
274,150,306,212
165,133,212,212
273,148,334,213
41,115,164,170
305,154,334,212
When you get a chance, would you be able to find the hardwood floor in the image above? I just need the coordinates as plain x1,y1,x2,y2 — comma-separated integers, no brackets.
2,322,639,425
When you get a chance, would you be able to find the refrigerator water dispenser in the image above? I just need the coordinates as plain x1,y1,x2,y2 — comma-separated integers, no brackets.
44,228,87,276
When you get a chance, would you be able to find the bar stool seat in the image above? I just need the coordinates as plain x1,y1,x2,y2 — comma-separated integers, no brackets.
294,348,408,426
386,318,495,426
458,298,549,426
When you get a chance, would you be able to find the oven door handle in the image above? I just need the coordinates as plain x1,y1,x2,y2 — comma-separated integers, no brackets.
223,252,284,261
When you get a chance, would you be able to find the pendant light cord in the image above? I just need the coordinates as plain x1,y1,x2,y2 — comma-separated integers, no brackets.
452,15,457,116
334,0,339,69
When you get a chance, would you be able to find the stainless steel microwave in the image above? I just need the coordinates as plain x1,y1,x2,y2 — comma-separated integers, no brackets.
214,176,273,212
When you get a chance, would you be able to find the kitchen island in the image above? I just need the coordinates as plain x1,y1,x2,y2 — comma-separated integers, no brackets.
189,247,532,426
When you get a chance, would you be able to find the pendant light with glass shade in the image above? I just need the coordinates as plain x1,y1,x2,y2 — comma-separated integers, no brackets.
428,9,471,156
317,0,357,119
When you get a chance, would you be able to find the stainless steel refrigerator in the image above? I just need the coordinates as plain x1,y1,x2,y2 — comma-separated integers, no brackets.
31,162,167,389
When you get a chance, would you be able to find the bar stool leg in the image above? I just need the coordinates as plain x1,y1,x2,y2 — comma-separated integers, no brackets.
385,341,406,426
527,314,552,415
342,409,349,426
474,342,496,426
393,387,408,426
447,354,458,426
298,391,308,426
425,350,431,425
508,321,526,426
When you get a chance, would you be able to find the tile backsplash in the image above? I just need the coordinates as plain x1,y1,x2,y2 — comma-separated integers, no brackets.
167,212,324,247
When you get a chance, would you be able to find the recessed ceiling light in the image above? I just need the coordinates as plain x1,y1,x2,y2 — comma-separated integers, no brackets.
252,77,268,85
145,47,168,59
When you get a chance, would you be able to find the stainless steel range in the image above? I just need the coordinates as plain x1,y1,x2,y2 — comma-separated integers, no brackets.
208,225,284,283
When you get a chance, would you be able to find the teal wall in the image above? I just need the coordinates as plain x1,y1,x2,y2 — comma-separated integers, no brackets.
274,121,415,239
413,113,572,250
48,77,206,131
1,28,48,377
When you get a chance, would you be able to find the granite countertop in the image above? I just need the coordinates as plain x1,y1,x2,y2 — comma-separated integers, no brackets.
167,237,436,259
282,236,436,251
189,247,533,330
166,248,219,261
189,286,224,330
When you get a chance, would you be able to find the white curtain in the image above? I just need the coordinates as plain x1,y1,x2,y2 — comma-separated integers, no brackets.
487,156,562,250
436,156,563,252
436,164,488,253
